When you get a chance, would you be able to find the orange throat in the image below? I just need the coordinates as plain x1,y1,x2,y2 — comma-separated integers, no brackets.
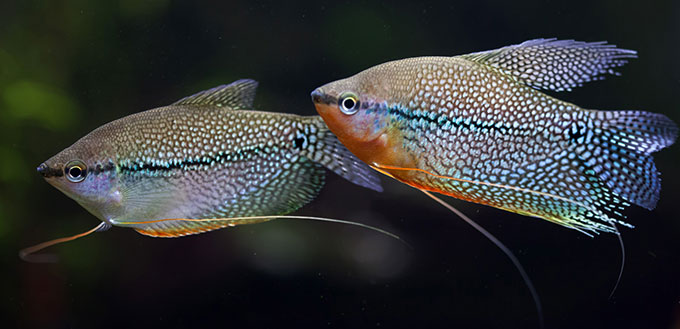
313,102,417,178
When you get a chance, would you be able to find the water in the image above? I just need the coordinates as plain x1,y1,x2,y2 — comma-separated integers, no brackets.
2,1,679,328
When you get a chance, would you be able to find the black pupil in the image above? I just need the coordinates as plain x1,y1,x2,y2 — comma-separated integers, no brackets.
343,97,355,110
69,166,82,178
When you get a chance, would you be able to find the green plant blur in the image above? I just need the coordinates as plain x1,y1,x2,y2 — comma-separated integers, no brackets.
2,1,679,328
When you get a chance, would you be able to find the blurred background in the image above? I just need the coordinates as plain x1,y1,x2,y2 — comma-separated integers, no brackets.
2,0,679,328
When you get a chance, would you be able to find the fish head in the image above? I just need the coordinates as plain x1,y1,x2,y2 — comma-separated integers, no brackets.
37,137,123,222
311,71,392,144
311,62,418,168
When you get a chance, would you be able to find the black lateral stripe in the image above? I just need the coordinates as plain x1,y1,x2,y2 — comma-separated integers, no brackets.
117,145,272,173
388,105,526,134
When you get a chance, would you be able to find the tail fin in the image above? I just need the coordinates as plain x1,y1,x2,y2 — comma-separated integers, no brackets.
302,117,383,192
583,110,678,209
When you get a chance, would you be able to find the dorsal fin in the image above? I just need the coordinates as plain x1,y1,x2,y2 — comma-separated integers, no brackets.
173,79,258,108
460,39,637,92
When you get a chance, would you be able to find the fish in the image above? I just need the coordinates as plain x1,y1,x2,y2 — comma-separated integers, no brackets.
24,79,390,260
311,38,678,235
311,39,679,326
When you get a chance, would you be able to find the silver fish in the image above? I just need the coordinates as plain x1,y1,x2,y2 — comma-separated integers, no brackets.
36,79,382,238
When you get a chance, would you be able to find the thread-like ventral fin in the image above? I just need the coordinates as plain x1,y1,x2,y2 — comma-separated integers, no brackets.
173,79,259,109
461,38,637,92
127,215,406,245
19,221,110,262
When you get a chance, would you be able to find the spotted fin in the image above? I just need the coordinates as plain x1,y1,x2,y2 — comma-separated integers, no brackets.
374,158,631,235
375,109,678,233
461,38,637,92
581,110,678,209
303,117,383,192
173,79,258,108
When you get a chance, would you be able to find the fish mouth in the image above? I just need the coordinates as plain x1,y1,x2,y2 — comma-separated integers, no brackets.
37,162,63,178
310,88,334,105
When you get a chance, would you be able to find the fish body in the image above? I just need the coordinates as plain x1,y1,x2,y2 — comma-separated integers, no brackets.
38,79,382,237
312,39,678,234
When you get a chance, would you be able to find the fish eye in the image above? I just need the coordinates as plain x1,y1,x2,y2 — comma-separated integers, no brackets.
338,92,360,115
65,160,87,183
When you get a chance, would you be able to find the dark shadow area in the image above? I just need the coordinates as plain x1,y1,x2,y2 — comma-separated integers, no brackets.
1,1,678,328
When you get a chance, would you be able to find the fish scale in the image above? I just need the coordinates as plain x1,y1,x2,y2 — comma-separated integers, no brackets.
393,58,568,173
107,107,375,232
38,79,382,238
312,39,678,234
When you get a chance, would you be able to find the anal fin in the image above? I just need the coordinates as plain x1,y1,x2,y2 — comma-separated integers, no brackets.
125,217,275,238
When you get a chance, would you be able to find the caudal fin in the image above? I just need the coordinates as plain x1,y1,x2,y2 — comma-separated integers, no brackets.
583,110,678,209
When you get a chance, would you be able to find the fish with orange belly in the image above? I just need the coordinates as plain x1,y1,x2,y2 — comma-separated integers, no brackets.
311,39,678,235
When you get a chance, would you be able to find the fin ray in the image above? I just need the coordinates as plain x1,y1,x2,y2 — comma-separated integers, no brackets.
373,159,631,235
583,110,678,209
302,117,383,192
19,222,110,262
173,79,258,108
117,215,406,245
461,38,637,92
132,217,273,237
418,189,544,329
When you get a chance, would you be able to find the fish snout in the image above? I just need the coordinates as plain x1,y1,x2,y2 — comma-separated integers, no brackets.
311,88,331,105
37,162,62,178
37,163,49,177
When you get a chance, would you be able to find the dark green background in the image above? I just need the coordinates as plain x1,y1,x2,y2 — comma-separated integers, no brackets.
2,1,679,328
